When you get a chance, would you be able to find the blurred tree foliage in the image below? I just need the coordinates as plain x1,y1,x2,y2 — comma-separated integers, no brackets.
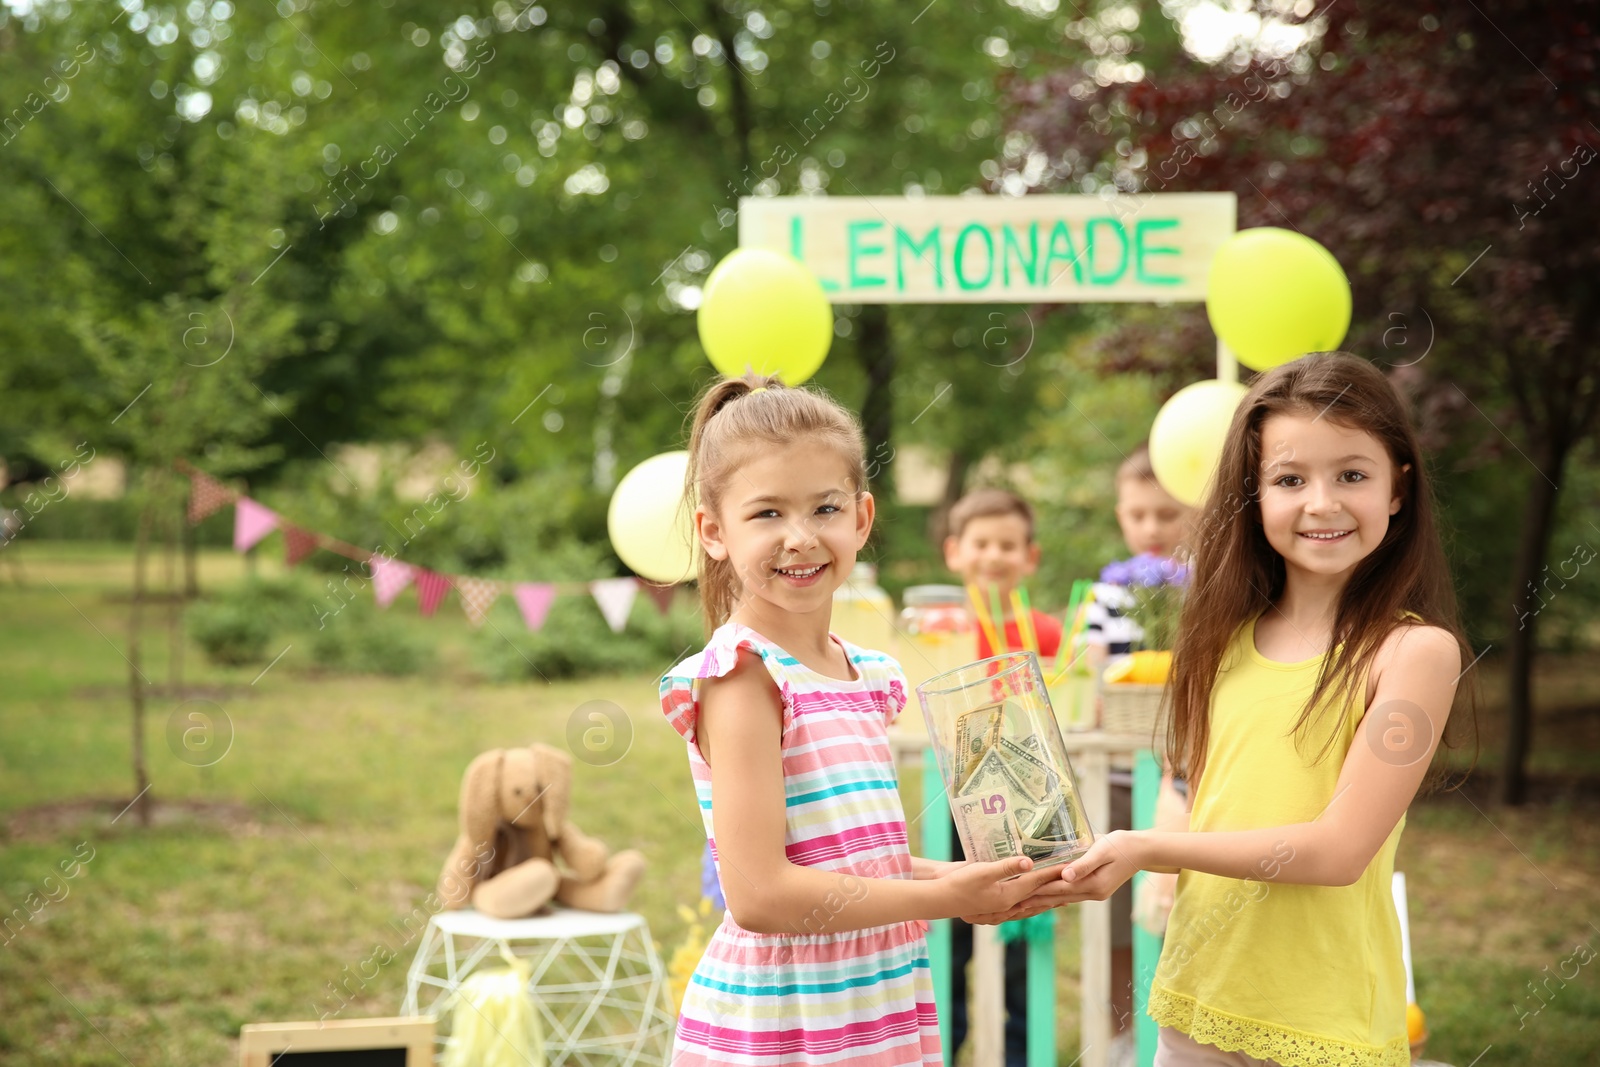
1,0,1106,555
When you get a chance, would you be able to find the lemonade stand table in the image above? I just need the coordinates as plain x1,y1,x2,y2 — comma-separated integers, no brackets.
400,907,675,1066
891,729,1159,1067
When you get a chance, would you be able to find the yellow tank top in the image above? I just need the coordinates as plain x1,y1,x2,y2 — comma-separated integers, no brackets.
1148,613,1409,1067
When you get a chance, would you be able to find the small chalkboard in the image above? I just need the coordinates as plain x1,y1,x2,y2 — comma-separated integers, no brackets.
239,1017,434,1067
271,1051,406,1066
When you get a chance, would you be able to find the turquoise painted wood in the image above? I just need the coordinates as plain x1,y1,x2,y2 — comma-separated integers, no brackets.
922,752,954,1065
1026,919,1056,1067
1132,750,1162,1067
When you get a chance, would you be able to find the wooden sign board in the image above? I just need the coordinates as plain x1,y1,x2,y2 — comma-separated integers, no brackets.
239,1017,434,1067
738,193,1237,304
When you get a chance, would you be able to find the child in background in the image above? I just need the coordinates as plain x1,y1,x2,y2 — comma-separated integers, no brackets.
938,487,1061,1067
660,375,1059,1067
1083,443,1192,1058
997,353,1472,1067
1085,445,1190,657
943,487,1064,660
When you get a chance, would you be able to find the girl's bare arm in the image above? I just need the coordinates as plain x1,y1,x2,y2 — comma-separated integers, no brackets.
700,651,1057,934
969,624,1461,920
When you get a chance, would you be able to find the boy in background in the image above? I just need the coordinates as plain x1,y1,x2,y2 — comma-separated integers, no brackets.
940,487,1060,1066
1085,444,1189,654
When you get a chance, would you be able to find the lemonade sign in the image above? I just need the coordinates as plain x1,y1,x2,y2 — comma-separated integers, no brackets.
738,193,1237,304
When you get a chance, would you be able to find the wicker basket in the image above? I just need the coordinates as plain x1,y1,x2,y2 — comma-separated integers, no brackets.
1100,682,1169,745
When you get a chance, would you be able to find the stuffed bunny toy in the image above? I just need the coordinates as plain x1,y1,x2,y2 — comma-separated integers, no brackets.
437,743,645,918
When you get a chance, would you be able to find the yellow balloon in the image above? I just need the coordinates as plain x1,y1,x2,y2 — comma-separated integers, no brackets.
607,451,695,584
1206,228,1351,372
1149,380,1250,507
697,248,833,385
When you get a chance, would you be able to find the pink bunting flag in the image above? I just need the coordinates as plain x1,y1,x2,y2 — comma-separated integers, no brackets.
370,554,416,608
455,577,503,628
513,583,557,632
591,577,639,634
233,498,280,553
640,582,677,616
186,470,233,525
283,525,319,567
415,569,452,617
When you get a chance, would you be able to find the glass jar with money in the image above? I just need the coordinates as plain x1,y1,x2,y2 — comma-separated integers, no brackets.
916,652,1096,871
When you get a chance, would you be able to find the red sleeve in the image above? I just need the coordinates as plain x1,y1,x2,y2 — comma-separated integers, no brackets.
980,618,1054,658
1033,611,1064,658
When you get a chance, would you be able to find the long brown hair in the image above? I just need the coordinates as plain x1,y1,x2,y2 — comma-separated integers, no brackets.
1166,353,1475,790
683,372,868,633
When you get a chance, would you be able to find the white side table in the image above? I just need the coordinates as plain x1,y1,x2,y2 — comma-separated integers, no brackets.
401,907,675,1066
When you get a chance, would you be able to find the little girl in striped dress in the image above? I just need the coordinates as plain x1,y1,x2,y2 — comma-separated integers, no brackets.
660,373,1056,1066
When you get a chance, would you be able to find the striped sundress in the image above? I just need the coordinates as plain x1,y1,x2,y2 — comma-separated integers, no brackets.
660,622,941,1067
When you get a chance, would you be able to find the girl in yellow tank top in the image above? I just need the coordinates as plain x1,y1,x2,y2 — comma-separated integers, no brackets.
969,354,1475,1067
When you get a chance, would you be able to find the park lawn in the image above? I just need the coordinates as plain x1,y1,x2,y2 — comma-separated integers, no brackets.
1,543,1597,1066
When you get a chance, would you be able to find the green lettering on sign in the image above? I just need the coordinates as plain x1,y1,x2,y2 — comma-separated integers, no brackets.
1086,218,1129,284
955,223,995,290
847,220,887,288
786,210,1199,295
790,214,840,291
1134,218,1183,285
1042,220,1083,285
896,224,944,290
1002,223,1039,286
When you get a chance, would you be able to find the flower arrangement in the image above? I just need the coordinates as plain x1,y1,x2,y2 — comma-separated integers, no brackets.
1099,553,1190,652
664,843,727,1014
666,897,716,1014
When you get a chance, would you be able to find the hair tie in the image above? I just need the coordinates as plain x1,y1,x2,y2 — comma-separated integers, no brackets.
749,387,767,394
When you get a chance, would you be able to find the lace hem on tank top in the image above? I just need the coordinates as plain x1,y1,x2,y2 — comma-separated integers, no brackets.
1148,986,1410,1067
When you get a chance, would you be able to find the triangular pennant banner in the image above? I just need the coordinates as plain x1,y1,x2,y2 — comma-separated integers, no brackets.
415,569,452,617
640,582,677,616
283,525,319,567
233,498,280,553
513,583,557,632
370,554,416,608
591,577,639,634
455,577,503,628
324,540,371,563
186,471,233,525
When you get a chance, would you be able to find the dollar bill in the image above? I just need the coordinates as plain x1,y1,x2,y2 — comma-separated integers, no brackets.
954,702,1005,780
1026,802,1082,844
1021,833,1082,861
958,746,1028,801
951,792,1024,862
998,737,1058,802
1012,798,1046,837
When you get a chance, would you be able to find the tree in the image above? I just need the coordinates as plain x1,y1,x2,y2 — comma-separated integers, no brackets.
1,3,317,820
1001,0,1600,803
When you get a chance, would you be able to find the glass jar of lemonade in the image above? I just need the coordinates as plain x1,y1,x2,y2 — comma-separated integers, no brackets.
831,562,896,656
893,585,978,737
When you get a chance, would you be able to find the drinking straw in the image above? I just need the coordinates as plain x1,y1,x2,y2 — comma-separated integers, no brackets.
1011,585,1036,659
1051,579,1089,675
966,582,1002,655
989,583,1007,653
1009,588,1031,655
1013,585,1041,656
1064,589,1095,650
1047,586,1097,687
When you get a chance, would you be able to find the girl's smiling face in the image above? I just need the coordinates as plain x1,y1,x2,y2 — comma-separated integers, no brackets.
695,442,874,623
1256,413,1407,580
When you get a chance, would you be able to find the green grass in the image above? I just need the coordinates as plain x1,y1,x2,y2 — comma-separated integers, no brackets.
1,542,1597,1065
